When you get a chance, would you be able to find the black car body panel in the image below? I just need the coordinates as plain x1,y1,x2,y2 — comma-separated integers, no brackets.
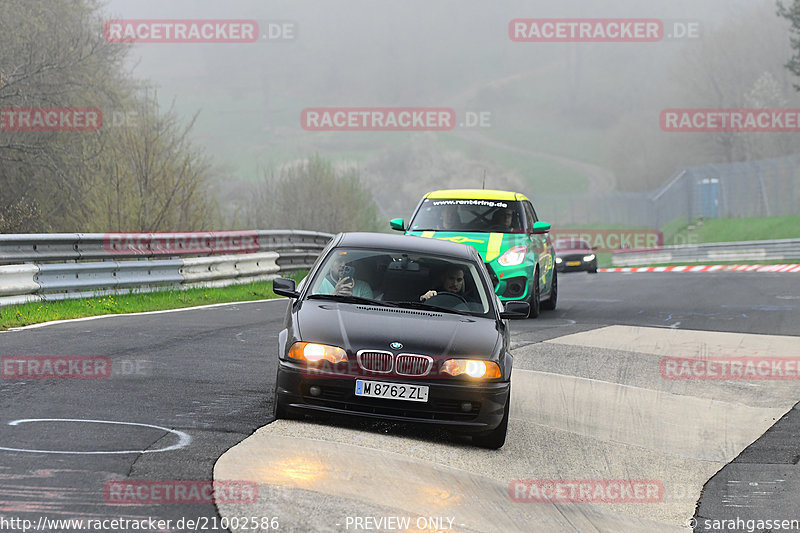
273,232,517,443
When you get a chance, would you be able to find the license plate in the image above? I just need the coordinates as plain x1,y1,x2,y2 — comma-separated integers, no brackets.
566,261,581,266
355,380,428,402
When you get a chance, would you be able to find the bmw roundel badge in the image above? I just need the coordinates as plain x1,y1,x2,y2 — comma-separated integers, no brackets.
390,342,403,350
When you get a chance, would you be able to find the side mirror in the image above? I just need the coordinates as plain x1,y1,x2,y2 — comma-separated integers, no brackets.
389,218,405,231
500,301,529,319
273,277,300,299
532,221,551,234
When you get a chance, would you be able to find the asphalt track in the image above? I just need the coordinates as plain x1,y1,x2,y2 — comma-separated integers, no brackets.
1,271,798,533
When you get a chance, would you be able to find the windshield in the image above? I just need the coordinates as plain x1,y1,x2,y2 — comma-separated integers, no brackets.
409,199,527,233
308,248,494,316
555,239,592,250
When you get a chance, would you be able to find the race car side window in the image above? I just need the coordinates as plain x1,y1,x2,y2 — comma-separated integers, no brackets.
523,201,536,229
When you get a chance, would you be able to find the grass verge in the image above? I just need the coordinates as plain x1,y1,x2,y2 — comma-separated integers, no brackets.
666,215,800,245
0,271,306,331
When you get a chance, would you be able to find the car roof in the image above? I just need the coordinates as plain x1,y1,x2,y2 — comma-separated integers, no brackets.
424,188,529,201
336,232,478,260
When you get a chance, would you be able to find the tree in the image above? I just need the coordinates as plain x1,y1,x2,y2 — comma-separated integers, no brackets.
778,0,800,89
609,0,800,191
85,92,219,231
246,155,383,233
0,0,129,231
0,0,219,233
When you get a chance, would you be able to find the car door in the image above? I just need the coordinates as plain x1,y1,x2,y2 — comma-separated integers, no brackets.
523,200,551,292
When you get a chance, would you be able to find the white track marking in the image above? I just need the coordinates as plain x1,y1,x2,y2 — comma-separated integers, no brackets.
0,418,191,454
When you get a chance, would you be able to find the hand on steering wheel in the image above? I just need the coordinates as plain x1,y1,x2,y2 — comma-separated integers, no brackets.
425,291,468,306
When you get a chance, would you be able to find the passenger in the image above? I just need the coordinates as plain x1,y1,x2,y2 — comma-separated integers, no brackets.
317,253,374,298
441,207,461,231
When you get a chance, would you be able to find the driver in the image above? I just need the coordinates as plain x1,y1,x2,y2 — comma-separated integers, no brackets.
317,253,374,298
490,207,515,231
420,266,466,302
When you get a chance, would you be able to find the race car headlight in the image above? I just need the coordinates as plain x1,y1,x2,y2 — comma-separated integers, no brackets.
441,359,501,379
288,342,347,364
583,254,596,262
555,257,563,264
497,245,527,266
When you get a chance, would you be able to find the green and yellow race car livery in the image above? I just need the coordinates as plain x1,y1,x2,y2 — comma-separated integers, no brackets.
391,189,557,317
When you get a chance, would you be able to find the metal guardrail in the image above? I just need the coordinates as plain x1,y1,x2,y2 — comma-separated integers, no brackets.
0,230,333,307
611,238,800,267
0,230,332,265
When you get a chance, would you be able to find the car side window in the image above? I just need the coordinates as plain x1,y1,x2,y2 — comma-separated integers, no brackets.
523,201,536,229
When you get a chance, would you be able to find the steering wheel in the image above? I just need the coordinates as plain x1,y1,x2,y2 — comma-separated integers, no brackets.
426,291,468,307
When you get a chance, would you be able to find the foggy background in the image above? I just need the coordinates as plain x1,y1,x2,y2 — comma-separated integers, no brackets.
3,0,798,233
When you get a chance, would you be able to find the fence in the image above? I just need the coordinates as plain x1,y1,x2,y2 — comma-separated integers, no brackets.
536,154,800,229
611,238,800,267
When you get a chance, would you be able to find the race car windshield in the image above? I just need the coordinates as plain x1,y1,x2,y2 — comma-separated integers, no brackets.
308,248,494,316
555,239,591,250
409,199,527,233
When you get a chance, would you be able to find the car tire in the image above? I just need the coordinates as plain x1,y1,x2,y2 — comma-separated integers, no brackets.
588,266,598,274
541,270,557,311
526,270,541,319
472,392,510,449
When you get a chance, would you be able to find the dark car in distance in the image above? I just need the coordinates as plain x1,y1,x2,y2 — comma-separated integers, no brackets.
554,238,598,273
271,232,528,449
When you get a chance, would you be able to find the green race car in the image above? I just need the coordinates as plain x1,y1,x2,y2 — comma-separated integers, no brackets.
390,189,557,318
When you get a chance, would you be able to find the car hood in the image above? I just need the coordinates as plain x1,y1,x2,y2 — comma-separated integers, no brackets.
296,300,501,359
405,230,528,262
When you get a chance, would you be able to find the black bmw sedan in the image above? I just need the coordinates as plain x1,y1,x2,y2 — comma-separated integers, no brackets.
271,232,528,449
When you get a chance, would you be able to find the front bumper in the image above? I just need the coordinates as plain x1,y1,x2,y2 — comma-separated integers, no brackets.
275,361,510,433
556,258,597,272
492,262,536,302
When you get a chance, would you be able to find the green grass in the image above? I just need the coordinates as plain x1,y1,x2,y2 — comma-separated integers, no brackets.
0,272,306,330
665,215,800,245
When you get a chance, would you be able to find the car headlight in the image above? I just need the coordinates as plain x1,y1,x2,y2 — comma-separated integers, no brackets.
288,342,347,363
555,257,562,264
583,254,596,262
441,359,501,379
497,245,527,266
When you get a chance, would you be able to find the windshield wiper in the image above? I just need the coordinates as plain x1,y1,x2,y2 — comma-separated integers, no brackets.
388,300,472,316
308,294,397,307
